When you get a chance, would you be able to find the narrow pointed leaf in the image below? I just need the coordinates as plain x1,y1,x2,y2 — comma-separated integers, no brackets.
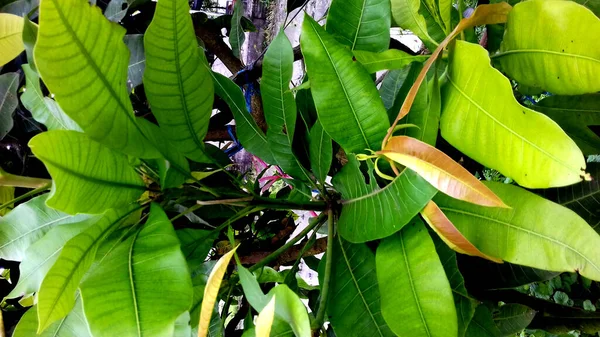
354,49,428,73
34,0,160,158
144,0,214,161
301,15,390,154
81,204,193,337
434,182,600,281
13,296,91,337
29,130,145,215
495,0,600,95
189,261,216,328
441,41,587,188
326,0,390,52
0,72,19,140
381,136,507,207
22,17,37,70
0,13,24,66
492,304,536,335
308,121,332,184
333,156,436,242
230,0,244,58
380,67,413,111
397,71,440,146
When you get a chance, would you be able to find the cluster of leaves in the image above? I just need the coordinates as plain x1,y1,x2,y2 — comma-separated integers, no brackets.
0,0,599,336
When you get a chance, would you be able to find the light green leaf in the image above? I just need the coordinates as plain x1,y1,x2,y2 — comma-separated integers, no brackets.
301,15,390,154
377,218,457,337
332,156,436,242
144,0,214,162
326,0,390,52
230,0,245,58
0,194,91,261
80,203,193,337
0,72,19,140
308,121,332,184
492,304,536,336
124,34,145,91
36,205,141,332
0,186,14,215
465,306,502,337
0,13,24,66
390,0,447,50
29,130,145,214
434,181,600,281
13,295,91,337
494,0,600,95
241,319,293,337
174,312,192,337
441,41,586,189
327,236,395,337
354,49,428,73
34,0,160,158
21,18,37,69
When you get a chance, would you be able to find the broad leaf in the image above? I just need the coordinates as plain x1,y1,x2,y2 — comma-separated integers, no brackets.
353,49,428,73
495,0,600,95
124,34,145,91
0,195,91,261
144,0,214,162
377,218,457,337
326,0,390,52
390,0,448,50
492,304,536,335
230,0,244,58
176,228,216,271
465,306,502,337
333,156,436,242
0,72,19,140
13,296,91,337
327,236,395,337
308,121,332,184
301,15,390,154
80,204,193,337
29,130,145,215
434,182,600,281
380,66,413,111
34,0,160,158
441,41,587,189
0,13,24,66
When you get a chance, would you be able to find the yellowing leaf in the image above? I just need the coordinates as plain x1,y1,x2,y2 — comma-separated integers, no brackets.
421,200,502,263
255,296,276,337
0,14,24,67
379,136,508,208
197,245,238,337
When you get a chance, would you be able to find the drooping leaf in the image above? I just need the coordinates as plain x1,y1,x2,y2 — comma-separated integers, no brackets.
441,40,587,189
390,0,448,50
301,15,390,154
12,296,91,337
230,0,245,58
36,205,141,332
0,72,19,140
434,181,600,281
327,236,395,337
465,306,502,337
29,130,145,215
144,0,214,162
0,13,24,66
80,204,193,337
532,94,600,156
494,0,600,95
333,156,436,242
492,304,536,336
124,34,145,91
0,194,91,261
326,0,390,52
308,120,332,184
353,49,428,73
376,218,457,337
34,0,160,158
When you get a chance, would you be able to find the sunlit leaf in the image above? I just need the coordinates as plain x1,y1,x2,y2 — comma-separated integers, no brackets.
353,49,428,73
390,0,446,50
0,13,24,66
13,295,91,337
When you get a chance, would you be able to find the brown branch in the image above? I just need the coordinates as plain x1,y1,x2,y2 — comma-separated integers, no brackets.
205,127,234,141
237,237,328,266
196,25,244,73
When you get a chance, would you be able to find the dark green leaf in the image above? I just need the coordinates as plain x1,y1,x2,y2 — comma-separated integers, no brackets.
492,304,536,335
353,49,428,73
465,306,502,337
230,0,245,58
308,121,332,184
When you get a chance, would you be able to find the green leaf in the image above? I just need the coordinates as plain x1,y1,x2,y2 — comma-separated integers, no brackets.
176,228,216,271
584,299,597,312
13,295,91,337
379,67,412,111
189,260,219,329
300,15,390,154
230,0,245,58
211,71,275,163
326,0,390,52
308,120,332,184
332,156,436,242
174,312,192,337
434,181,600,281
377,218,457,337
532,94,600,156
441,41,586,189
353,49,428,73
21,64,82,131
327,236,395,337
0,186,13,215
0,13,24,66
492,304,536,335
36,205,141,332
0,72,19,140
80,203,193,337
144,0,214,162
29,130,145,215
0,194,91,261
34,0,160,158
398,73,440,145
390,0,448,50
465,306,502,337
494,0,600,95
553,291,572,306
124,34,145,91
241,319,293,337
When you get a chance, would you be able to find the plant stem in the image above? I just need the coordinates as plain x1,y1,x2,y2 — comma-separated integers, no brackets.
0,184,51,212
0,168,51,189
314,209,334,328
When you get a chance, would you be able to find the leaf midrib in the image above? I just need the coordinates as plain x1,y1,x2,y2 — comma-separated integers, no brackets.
128,227,144,336
0,215,71,250
340,167,409,204
492,49,600,65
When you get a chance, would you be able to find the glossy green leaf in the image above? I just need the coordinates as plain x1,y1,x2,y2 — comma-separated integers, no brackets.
308,121,332,184
230,0,244,58
377,218,457,337
441,41,587,189
36,205,141,332
29,130,145,215
80,204,193,337
465,306,502,337
390,0,449,50
397,73,440,145
13,296,91,337
354,49,428,73
124,34,145,91
332,156,436,242
494,0,600,95
0,72,19,140
532,94,600,155
301,15,390,154
380,66,412,111
34,0,160,158
144,0,214,162
492,304,536,335
326,0,390,52
434,182,600,281
21,64,82,131
0,13,24,66
0,194,91,261
327,236,395,337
